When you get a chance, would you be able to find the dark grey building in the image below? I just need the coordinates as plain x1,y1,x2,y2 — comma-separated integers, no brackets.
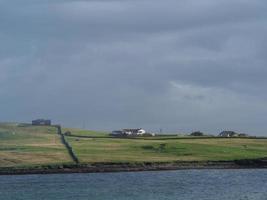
32,119,51,126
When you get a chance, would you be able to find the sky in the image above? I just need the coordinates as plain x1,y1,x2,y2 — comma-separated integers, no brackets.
0,0,267,135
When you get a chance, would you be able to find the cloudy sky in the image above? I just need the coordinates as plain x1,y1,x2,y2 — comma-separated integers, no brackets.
1,0,267,135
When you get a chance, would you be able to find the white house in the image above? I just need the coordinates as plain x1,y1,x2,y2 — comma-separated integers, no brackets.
111,128,150,136
122,128,146,136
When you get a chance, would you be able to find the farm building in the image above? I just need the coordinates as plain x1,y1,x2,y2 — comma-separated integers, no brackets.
32,119,51,126
111,128,154,137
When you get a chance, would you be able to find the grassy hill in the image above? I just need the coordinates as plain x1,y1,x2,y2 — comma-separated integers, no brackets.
0,123,267,170
0,123,72,167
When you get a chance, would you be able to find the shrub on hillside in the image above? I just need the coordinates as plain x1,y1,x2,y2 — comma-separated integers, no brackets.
190,131,205,136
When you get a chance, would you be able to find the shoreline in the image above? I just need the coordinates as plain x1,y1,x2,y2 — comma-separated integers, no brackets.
1,158,267,175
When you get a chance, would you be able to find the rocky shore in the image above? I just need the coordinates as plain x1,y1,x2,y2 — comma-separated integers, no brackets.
1,158,267,175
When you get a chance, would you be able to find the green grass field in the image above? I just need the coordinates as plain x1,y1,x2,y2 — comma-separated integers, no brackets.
65,132,267,163
0,123,72,167
62,127,108,137
1,123,267,169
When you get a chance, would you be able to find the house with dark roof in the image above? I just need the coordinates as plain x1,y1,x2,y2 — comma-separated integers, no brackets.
218,131,238,137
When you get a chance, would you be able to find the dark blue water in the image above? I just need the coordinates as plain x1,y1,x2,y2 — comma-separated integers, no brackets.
0,169,267,200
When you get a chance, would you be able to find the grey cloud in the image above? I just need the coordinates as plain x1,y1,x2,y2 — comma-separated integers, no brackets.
0,0,267,135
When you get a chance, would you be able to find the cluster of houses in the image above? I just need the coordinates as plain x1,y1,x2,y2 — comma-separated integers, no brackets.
190,130,249,137
111,128,155,137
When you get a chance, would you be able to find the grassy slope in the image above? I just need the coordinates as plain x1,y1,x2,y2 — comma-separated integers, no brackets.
0,123,72,167
1,123,267,168
66,135,267,163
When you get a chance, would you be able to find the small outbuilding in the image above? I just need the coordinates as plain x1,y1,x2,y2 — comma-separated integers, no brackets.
110,130,124,137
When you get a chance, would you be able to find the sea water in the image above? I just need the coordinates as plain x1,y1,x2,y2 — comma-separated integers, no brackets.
0,169,267,200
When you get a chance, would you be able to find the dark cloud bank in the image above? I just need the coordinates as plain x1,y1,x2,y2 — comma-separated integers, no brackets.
0,0,267,135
